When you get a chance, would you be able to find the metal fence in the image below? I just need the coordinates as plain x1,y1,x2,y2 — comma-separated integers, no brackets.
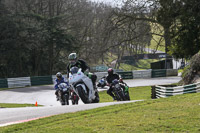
153,82,200,98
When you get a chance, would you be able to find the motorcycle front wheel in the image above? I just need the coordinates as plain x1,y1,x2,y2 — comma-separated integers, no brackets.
116,91,125,101
77,86,89,104
63,94,69,105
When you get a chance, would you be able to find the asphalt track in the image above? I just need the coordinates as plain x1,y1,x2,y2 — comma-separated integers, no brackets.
0,76,181,127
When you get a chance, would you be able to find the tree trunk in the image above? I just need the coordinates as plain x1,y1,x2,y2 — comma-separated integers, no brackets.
163,26,171,69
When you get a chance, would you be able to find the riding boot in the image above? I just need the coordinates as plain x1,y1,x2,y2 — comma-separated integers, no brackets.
55,90,59,101
93,84,97,91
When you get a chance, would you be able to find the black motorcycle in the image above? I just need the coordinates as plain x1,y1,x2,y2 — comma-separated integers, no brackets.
111,79,130,101
57,83,70,105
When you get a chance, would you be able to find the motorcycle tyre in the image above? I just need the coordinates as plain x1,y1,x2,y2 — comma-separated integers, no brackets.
72,95,79,105
64,94,69,105
125,92,130,101
77,86,89,104
118,91,126,101
72,100,75,105
58,90,65,105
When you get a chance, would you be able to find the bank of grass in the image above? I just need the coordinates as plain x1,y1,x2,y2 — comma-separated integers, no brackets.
1,92,200,132
0,103,41,108
119,59,160,71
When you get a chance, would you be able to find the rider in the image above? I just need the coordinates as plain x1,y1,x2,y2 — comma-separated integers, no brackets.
66,53,97,89
54,72,69,101
106,68,127,100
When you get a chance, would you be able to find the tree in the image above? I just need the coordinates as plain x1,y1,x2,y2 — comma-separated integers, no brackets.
169,0,200,59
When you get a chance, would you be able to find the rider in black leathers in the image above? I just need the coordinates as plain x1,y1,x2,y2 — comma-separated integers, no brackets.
66,53,97,88
106,68,127,100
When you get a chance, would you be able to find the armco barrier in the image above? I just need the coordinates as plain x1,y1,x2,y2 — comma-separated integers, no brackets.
117,71,133,79
133,70,152,78
151,69,166,78
0,69,179,89
31,76,53,86
154,82,200,98
7,77,31,88
0,79,8,88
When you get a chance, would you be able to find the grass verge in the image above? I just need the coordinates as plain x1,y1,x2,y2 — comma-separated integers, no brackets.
0,92,200,132
0,103,42,108
99,86,151,103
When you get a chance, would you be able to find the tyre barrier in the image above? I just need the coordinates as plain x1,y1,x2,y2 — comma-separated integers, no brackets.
152,82,200,99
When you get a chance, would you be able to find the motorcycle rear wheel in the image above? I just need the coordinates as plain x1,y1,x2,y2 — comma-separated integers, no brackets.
72,95,79,105
125,92,130,101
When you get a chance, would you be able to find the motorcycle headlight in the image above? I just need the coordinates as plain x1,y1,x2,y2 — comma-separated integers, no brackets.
114,84,121,90
63,88,68,92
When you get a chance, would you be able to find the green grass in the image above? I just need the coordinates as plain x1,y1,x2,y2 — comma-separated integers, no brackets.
149,23,165,52
178,69,183,73
0,92,200,132
119,59,161,71
0,88,12,91
150,35,165,52
0,103,42,108
99,86,151,103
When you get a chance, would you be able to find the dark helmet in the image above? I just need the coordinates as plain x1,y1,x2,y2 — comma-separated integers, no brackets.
108,68,113,75
56,72,62,79
68,53,77,65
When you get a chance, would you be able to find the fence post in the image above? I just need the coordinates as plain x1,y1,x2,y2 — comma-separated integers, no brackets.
151,86,157,99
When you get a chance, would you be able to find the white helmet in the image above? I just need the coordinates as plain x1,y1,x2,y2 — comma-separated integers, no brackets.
68,53,77,65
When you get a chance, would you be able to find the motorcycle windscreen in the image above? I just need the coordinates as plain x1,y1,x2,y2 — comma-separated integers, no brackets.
70,67,79,74
115,84,122,91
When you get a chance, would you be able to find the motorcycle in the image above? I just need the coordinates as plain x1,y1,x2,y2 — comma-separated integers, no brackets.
70,89,79,105
97,77,107,89
68,67,100,104
57,83,70,105
111,79,130,101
